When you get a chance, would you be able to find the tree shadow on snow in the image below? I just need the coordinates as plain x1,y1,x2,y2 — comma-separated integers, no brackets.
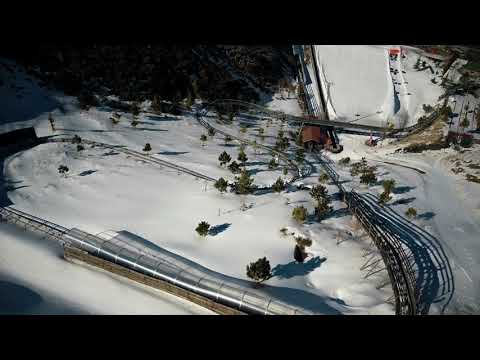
208,223,232,236
145,115,180,122
157,151,189,156
330,191,344,202
392,185,416,194
4,183,30,192
271,257,327,280
101,150,120,156
220,144,238,148
327,207,350,219
417,211,436,221
132,127,167,132
78,170,97,177
56,128,123,134
391,197,416,206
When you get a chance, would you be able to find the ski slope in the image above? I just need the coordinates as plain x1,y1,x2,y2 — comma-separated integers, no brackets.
312,45,443,128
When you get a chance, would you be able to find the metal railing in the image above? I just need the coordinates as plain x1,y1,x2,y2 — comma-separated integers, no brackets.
0,206,68,242
50,138,216,182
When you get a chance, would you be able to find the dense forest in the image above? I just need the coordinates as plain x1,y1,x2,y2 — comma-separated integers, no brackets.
1,44,297,107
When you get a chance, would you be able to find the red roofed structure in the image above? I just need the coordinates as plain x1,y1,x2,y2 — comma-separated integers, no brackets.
389,48,401,56
302,126,331,151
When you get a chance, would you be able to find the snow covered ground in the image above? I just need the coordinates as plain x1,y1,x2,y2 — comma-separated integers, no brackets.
0,222,213,315
263,86,302,116
1,59,394,314
326,134,480,314
311,45,444,128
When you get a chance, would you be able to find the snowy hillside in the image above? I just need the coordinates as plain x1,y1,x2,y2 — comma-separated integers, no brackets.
1,58,395,315
313,45,443,128
326,134,480,314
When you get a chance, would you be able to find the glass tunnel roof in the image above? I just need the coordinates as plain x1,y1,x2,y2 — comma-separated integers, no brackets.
63,228,314,315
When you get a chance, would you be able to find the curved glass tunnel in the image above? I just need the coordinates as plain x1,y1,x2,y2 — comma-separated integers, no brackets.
63,228,314,315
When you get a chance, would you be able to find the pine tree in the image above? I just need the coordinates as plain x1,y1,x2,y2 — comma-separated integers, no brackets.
350,158,368,176
131,116,139,127
48,113,56,131
143,143,152,152
214,177,229,193
275,136,289,151
379,191,392,205
218,151,232,167
405,207,417,219
283,168,288,176
237,148,248,166
309,184,328,207
131,101,140,117
295,134,303,147
268,158,278,170
200,134,208,146
295,236,312,248
208,127,216,137
151,95,163,113
272,177,285,193
382,179,396,194
195,221,210,237
233,170,255,194
339,157,351,166
360,167,377,185
292,206,308,224
294,244,306,263
295,236,312,261
111,112,121,125
310,185,332,221
318,172,329,184
185,91,194,109
72,135,82,144
252,140,258,156
224,135,233,145
228,161,241,174
76,144,85,152
460,117,470,131
295,148,305,164
246,257,271,283
58,165,69,178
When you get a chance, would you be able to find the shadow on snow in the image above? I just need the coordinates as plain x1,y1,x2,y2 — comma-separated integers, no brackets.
359,192,454,314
